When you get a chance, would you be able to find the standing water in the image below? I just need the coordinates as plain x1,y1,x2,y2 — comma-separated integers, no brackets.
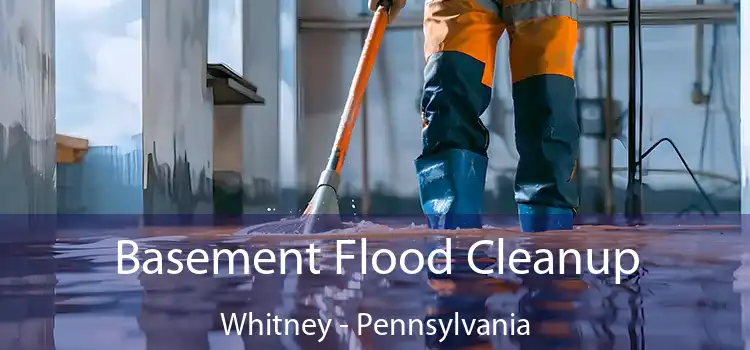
0,222,744,349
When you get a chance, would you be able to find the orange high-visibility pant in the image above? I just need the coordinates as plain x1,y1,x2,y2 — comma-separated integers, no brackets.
421,0,580,209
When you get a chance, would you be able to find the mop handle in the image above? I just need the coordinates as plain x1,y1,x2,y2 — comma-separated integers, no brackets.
324,4,390,174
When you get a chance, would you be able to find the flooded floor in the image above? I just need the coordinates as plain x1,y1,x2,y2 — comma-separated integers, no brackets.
1,222,746,350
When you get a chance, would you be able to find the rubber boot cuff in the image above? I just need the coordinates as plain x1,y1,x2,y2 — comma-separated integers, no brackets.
518,204,574,232
415,149,488,230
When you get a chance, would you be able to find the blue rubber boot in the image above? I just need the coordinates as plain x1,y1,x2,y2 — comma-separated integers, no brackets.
415,149,488,230
518,204,574,232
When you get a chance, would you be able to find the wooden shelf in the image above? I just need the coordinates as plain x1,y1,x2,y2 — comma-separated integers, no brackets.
56,134,89,164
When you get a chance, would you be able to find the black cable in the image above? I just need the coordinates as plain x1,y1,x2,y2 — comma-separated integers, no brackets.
625,0,641,223
626,0,721,219
683,9,741,215
638,138,720,216
697,25,717,171
636,0,644,183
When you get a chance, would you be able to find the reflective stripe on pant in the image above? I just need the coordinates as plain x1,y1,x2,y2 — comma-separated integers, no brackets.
422,0,580,209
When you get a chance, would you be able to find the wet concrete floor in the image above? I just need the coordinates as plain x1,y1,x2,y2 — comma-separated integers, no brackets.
0,222,746,350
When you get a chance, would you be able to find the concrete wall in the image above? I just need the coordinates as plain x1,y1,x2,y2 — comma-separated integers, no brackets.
55,0,244,221
0,0,56,335
0,0,56,240
142,0,214,219
738,0,748,344
207,0,244,216
242,0,283,213
740,0,749,217
0,247,56,349
213,105,244,218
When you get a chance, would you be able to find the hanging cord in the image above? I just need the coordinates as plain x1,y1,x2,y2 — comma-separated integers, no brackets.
698,19,740,177
623,0,641,223
633,9,720,217
489,0,725,218
635,0,644,186
686,1,741,214
622,0,720,218
697,24,718,172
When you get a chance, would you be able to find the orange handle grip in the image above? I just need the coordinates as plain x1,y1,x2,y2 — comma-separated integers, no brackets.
325,6,390,174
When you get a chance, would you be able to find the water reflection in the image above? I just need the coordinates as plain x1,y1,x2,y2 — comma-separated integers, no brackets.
0,244,56,350
734,251,750,349
512,243,589,350
424,242,519,350
0,227,744,349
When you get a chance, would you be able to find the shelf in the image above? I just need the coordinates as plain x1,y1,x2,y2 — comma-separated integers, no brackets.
207,63,266,106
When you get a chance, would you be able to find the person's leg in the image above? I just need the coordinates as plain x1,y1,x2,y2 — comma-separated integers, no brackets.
418,0,505,230
504,0,580,232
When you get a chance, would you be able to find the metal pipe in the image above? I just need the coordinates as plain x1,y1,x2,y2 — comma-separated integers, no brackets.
600,0,615,221
694,0,706,100
299,4,736,31
690,0,710,107
625,0,642,224
493,166,739,184
581,4,735,25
